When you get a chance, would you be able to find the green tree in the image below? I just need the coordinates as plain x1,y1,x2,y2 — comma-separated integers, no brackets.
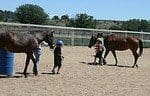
15,4,49,24
0,10,4,21
68,13,96,28
121,19,141,31
61,14,69,20
110,25,121,30
0,10,15,22
121,19,150,32
140,20,149,32
52,15,59,20
60,14,69,26
67,18,75,27
4,10,16,22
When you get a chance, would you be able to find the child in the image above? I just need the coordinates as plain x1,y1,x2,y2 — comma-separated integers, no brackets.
52,40,64,74
33,44,42,75
94,38,104,65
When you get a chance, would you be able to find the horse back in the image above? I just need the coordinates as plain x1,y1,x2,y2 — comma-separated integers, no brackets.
104,35,139,51
0,32,38,53
126,37,140,49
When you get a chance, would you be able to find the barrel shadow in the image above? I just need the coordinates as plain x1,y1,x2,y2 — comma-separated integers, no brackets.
0,75,23,78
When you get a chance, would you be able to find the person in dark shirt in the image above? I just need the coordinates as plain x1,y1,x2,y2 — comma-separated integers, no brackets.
51,40,64,74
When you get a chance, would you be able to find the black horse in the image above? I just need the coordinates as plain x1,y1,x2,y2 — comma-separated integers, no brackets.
0,30,54,77
88,33,143,68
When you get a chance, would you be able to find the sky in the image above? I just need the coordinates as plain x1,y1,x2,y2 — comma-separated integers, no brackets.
0,0,150,21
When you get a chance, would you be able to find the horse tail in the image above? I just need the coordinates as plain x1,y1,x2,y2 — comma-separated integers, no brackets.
138,39,143,56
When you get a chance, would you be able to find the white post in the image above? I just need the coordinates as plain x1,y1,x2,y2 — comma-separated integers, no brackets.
125,31,127,37
71,30,74,46
141,31,143,40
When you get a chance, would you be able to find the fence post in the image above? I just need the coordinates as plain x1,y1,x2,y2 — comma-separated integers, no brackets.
27,25,31,32
141,31,144,40
125,31,127,37
71,30,75,46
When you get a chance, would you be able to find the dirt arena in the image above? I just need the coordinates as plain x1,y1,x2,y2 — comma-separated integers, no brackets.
0,46,149,96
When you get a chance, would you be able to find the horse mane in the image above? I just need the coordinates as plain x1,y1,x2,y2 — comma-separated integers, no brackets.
29,30,47,43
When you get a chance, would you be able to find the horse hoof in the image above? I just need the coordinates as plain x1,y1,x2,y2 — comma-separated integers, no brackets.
23,72,28,78
51,70,55,74
136,65,138,68
99,63,103,66
103,62,107,65
24,74,28,78
33,71,38,76
34,72,38,76
33,69,38,76
132,66,135,68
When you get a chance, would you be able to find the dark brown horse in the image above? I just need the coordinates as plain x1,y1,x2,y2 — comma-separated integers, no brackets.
0,30,54,77
88,33,143,68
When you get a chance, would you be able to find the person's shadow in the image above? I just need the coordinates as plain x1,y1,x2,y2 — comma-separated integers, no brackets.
106,64,133,68
41,72,55,75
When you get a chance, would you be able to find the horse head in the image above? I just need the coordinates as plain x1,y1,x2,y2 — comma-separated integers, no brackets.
42,30,54,49
31,30,55,49
88,34,98,48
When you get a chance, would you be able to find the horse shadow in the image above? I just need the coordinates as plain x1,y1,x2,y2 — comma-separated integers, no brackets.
0,72,36,78
106,64,134,68
0,71,33,78
15,72,36,77
79,61,134,68
41,72,57,75
79,61,103,66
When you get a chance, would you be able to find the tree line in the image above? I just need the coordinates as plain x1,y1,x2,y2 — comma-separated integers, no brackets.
0,4,150,32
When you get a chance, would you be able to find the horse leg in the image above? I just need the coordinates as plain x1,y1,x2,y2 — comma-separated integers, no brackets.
132,51,139,68
30,54,38,76
111,50,118,66
94,57,96,64
23,53,32,78
103,50,109,65
98,52,103,65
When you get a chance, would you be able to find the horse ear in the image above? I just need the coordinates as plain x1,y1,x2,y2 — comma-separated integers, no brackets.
51,29,54,34
97,33,100,37
50,29,54,36
91,32,94,37
97,33,103,38
5,28,9,32
51,29,54,32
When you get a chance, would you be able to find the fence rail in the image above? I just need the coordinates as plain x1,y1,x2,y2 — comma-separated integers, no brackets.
0,22,150,47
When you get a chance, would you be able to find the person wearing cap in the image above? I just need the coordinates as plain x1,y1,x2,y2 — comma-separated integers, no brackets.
94,38,104,65
51,40,64,74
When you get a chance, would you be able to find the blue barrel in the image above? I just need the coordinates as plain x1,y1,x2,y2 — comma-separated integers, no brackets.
0,49,14,76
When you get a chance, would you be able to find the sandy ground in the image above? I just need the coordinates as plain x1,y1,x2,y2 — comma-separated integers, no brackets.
0,46,150,96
